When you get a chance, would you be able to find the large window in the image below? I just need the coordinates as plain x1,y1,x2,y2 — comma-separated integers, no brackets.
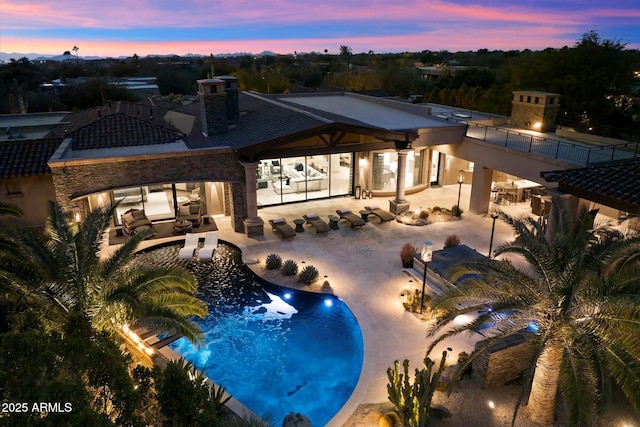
257,154,353,207
371,150,424,191
112,182,206,223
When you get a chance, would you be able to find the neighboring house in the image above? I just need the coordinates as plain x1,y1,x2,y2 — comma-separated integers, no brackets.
1,80,637,237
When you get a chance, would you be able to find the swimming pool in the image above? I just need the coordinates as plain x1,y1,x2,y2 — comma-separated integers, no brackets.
135,242,363,426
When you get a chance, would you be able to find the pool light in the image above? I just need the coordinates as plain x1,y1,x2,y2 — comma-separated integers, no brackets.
324,298,333,307
284,292,292,300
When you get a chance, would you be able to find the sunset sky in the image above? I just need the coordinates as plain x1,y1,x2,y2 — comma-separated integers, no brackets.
2,0,639,58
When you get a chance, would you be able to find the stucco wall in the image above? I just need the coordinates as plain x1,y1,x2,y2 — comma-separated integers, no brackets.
0,175,56,228
49,148,248,233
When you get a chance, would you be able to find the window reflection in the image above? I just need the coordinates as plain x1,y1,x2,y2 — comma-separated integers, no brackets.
257,154,353,207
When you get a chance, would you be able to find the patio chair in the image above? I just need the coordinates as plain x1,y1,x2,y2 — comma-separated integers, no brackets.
178,233,200,259
198,231,219,260
303,213,329,233
364,205,395,223
269,218,296,238
531,195,543,215
336,209,365,228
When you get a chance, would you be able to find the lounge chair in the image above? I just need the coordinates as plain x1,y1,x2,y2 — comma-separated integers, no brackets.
178,233,200,259
198,231,219,259
364,205,395,223
336,209,365,228
303,213,329,233
269,218,296,238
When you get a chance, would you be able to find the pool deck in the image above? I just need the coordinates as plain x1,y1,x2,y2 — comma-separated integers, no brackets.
111,184,533,425
218,184,535,426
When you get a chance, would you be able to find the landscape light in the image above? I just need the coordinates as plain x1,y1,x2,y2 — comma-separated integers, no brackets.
419,242,433,314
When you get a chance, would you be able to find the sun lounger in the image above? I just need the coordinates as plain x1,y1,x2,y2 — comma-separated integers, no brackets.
336,209,365,228
365,205,395,223
269,218,296,238
178,233,200,259
198,231,219,259
303,213,329,233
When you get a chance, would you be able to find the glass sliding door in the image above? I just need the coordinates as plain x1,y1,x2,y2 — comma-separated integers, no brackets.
306,155,330,200
329,153,352,196
256,154,353,207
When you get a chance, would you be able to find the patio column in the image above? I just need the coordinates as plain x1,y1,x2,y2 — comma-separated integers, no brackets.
469,164,493,215
390,148,411,214
240,161,264,237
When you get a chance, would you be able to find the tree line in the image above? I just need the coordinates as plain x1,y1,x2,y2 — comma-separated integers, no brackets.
1,31,638,140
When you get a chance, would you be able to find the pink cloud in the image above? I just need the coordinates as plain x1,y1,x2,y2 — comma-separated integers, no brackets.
2,0,636,30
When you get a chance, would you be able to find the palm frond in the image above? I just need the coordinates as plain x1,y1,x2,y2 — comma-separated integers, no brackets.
559,345,598,425
0,201,23,218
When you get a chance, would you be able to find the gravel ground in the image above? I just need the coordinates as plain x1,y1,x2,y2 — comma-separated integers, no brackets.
341,375,639,427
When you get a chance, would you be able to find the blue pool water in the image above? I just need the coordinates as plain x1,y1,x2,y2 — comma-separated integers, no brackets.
135,242,364,426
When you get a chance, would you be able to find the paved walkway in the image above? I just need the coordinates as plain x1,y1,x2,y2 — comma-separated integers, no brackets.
196,184,530,425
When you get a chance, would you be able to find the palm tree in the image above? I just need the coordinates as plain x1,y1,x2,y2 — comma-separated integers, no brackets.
0,201,207,344
426,196,640,426
0,201,23,218
73,45,79,60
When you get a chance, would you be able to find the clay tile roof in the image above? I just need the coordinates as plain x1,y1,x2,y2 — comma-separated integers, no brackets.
542,161,640,212
0,138,62,178
68,111,184,150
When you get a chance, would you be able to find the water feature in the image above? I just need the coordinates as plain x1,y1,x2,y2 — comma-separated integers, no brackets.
134,242,364,426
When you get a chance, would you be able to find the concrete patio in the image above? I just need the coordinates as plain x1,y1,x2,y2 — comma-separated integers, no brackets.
200,183,530,425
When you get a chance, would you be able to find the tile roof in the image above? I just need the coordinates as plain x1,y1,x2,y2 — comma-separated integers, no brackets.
0,138,62,178
50,100,185,150
542,161,640,212
183,92,328,150
68,112,184,150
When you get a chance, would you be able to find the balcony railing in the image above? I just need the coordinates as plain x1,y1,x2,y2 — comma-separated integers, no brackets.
461,121,640,165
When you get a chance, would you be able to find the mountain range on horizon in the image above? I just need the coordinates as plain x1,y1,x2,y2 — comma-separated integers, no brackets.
0,51,278,63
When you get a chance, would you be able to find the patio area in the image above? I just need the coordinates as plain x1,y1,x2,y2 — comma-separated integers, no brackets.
203,183,529,425
104,184,634,426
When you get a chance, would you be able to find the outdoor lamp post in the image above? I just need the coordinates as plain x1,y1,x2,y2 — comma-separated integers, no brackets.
420,241,433,314
456,170,465,212
489,211,499,258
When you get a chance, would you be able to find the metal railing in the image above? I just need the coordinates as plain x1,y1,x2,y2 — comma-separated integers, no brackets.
461,121,640,165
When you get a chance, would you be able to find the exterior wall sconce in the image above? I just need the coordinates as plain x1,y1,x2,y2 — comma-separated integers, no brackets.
420,241,433,314
72,205,82,223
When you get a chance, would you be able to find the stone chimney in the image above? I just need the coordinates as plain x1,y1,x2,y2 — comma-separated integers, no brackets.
511,91,560,132
217,75,239,122
197,76,239,136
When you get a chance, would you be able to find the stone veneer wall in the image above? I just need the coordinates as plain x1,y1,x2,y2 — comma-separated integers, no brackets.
200,93,228,135
49,148,249,233
472,332,537,388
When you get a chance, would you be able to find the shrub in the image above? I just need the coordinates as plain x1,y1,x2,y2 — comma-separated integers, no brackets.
265,254,282,270
451,204,463,217
299,265,319,285
400,243,417,266
431,206,442,213
403,288,431,313
281,259,298,276
419,210,429,219
444,234,461,248
376,411,399,427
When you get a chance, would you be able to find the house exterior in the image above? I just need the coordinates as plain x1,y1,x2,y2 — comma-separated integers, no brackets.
1,81,637,237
